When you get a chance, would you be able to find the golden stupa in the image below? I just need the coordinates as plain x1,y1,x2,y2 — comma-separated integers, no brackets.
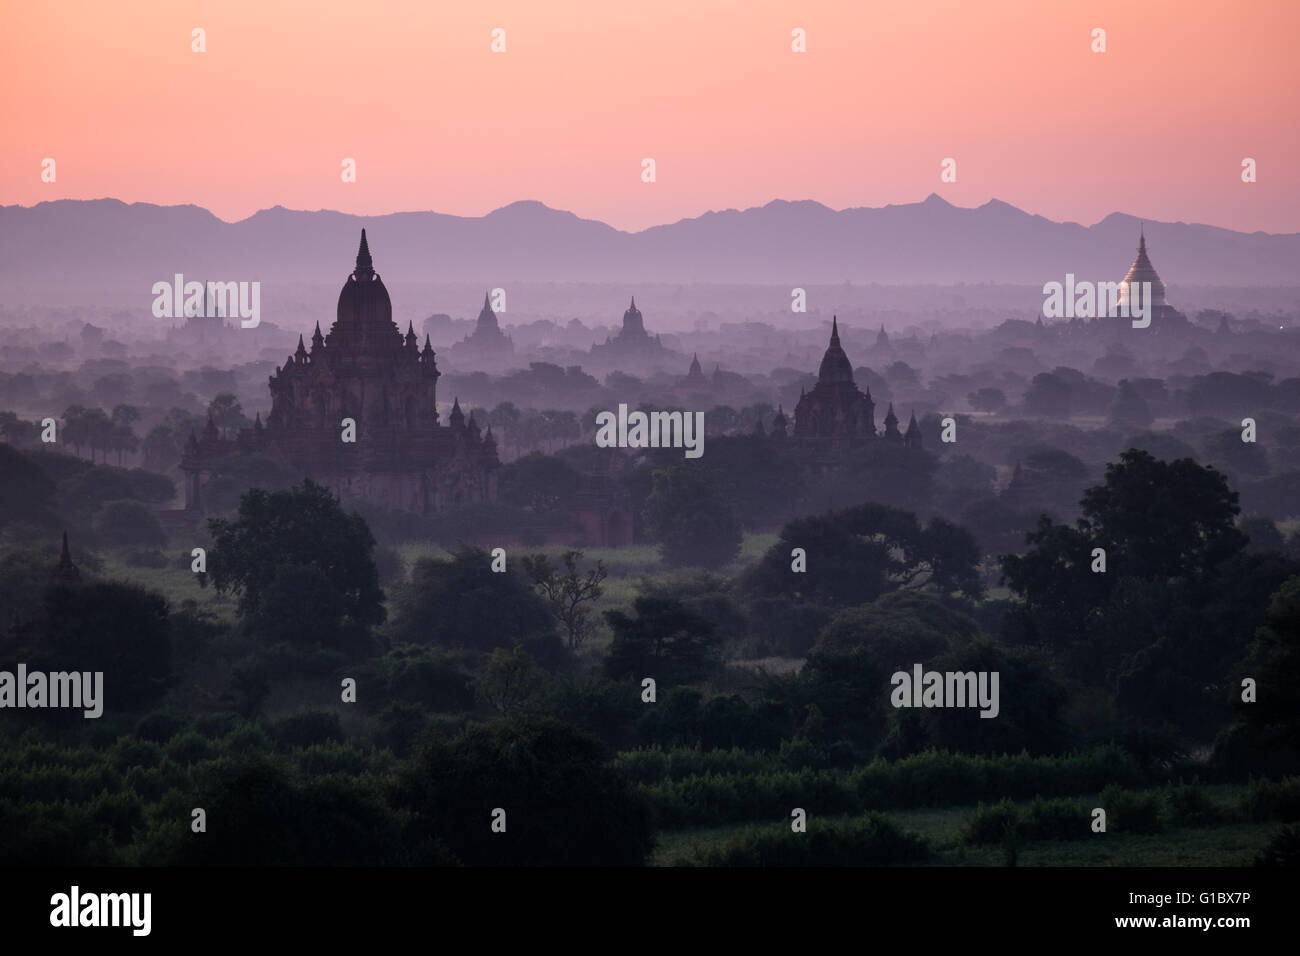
1117,225,1168,313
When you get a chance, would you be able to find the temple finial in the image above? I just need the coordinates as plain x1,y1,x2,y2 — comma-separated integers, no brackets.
355,228,374,278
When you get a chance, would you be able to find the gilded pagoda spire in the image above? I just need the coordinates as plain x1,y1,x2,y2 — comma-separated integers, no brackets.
1119,225,1167,312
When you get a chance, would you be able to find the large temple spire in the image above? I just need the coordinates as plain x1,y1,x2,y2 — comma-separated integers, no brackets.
795,316,875,438
816,316,854,384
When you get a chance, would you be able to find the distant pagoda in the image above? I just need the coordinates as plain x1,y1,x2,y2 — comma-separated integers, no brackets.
52,531,81,584
455,292,514,355
592,297,668,359
682,352,706,386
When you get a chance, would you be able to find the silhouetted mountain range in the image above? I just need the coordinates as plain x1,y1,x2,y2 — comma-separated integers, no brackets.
2,195,1296,300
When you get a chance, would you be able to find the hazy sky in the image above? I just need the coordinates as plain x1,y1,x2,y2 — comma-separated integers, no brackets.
4,0,1297,233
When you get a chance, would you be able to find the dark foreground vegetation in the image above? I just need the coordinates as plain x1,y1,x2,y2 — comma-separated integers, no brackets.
2,437,1299,866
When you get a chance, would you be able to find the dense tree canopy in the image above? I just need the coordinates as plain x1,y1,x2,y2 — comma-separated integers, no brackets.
748,502,982,608
497,452,583,513
0,445,56,534
604,596,723,686
815,591,979,668
33,581,171,711
1076,449,1247,581
999,450,1292,737
93,499,167,548
207,480,385,651
1236,575,1300,767
388,545,559,659
643,464,743,568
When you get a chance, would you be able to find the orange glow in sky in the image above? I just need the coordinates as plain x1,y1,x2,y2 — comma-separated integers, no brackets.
3,0,1297,232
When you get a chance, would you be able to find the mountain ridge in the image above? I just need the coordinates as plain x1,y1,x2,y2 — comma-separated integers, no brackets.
1,196,1296,298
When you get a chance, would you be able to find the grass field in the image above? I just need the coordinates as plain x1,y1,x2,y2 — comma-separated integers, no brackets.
98,552,237,620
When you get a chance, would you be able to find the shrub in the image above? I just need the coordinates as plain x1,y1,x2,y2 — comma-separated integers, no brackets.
222,722,273,753
1237,777,1300,823
134,710,190,744
374,701,436,758
695,813,929,867
0,798,115,865
355,645,477,714
615,748,671,786
964,799,1021,846
1099,784,1162,834
778,736,826,772
1164,781,1225,828
270,712,344,751
86,788,146,845
393,717,655,866
623,744,1152,827
534,678,641,750
294,743,373,777
165,731,213,765
109,737,164,772
642,768,857,828
1024,796,1091,841
1254,826,1300,867
194,712,241,738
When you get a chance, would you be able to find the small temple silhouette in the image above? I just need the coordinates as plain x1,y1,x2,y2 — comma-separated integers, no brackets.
451,291,514,360
591,297,668,360
52,530,81,584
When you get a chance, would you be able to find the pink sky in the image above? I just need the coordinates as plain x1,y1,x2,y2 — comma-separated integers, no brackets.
3,0,1297,233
